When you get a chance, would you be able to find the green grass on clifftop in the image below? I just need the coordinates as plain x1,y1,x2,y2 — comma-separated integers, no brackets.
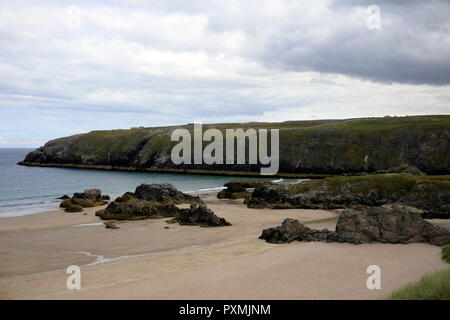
290,174,450,195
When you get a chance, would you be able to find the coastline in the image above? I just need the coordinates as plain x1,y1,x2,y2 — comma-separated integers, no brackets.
1,192,448,300
17,161,332,179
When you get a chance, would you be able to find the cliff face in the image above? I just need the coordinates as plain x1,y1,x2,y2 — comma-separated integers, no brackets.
21,115,450,175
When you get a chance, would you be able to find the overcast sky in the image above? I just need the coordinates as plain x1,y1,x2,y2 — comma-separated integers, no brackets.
1,0,449,147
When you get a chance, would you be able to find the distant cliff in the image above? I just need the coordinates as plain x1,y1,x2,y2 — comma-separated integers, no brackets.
19,115,450,176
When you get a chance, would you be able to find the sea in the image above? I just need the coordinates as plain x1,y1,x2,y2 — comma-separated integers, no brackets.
0,148,276,218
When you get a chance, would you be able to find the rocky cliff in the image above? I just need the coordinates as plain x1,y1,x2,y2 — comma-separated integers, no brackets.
19,115,450,175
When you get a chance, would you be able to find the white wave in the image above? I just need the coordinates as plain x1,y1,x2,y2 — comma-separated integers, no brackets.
72,222,104,227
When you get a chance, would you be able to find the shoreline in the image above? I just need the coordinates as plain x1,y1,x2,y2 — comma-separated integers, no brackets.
0,192,448,300
0,174,303,219
18,161,333,179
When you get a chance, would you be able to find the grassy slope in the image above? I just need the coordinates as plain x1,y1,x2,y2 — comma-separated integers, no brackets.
387,246,450,300
62,115,450,151
290,174,450,195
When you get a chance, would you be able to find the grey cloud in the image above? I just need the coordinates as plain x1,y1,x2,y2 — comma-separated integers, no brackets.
253,1,450,85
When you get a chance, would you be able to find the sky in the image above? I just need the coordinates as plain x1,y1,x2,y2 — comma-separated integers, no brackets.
0,0,449,147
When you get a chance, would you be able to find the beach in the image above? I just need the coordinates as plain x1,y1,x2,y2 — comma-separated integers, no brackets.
0,192,448,300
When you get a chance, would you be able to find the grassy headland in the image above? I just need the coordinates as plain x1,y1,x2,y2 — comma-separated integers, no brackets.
19,115,450,176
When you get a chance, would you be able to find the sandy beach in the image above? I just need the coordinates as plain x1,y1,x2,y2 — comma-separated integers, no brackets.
0,193,448,300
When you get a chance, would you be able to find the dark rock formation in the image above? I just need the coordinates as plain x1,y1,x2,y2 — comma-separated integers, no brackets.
58,194,70,200
259,218,310,243
217,190,252,200
333,207,450,245
73,189,102,200
60,200,83,213
101,195,110,200
134,183,203,205
96,184,204,221
169,204,231,227
260,206,450,246
96,200,179,220
59,189,108,212
248,174,450,219
19,115,450,175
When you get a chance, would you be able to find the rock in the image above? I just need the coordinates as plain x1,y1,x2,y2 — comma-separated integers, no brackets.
134,183,203,205
247,174,450,218
104,221,119,229
71,198,96,207
60,199,73,208
259,218,310,243
217,190,252,200
96,199,179,220
58,195,70,200
62,201,83,212
171,204,231,227
101,195,110,200
334,207,450,246
60,189,107,212
96,184,206,220
73,189,102,200
259,206,450,246
115,192,135,202
248,184,293,209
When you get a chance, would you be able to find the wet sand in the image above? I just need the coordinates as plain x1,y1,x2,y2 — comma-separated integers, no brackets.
0,194,447,299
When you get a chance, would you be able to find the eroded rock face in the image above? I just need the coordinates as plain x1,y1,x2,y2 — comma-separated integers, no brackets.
260,206,450,246
134,183,203,205
169,203,231,227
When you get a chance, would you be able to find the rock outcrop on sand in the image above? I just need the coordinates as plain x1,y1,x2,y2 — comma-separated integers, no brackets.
19,115,450,175
134,183,203,205
96,199,180,220
60,189,109,212
168,203,231,227
248,174,450,219
260,206,450,246
217,180,271,200
95,183,205,221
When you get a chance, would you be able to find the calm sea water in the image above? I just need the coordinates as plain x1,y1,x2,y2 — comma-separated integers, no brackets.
0,148,269,217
